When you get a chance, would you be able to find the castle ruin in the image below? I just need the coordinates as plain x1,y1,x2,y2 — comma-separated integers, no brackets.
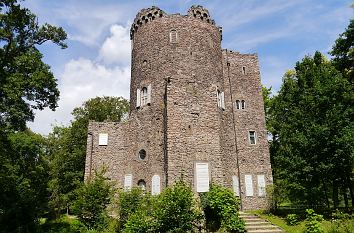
84,5,273,210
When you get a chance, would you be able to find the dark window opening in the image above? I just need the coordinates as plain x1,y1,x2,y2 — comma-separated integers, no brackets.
138,179,146,190
139,149,146,160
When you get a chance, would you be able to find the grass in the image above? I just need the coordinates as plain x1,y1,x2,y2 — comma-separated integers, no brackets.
247,210,354,233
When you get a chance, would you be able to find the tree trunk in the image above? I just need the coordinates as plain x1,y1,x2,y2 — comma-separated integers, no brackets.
346,176,354,208
322,178,330,209
333,180,339,209
342,186,349,210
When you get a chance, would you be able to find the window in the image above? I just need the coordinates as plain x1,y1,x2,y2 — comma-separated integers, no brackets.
257,175,266,197
138,179,146,191
98,133,108,146
170,29,177,43
232,175,240,196
136,85,151,108
242,66,246,74
139,149,146,160
235,100,241,110
241,100,246,109
151,175,161,195
195,162,209,192
124,174,132,191
141,87,148,106
216,90,225,110
245,175,254,196
249,131,256,145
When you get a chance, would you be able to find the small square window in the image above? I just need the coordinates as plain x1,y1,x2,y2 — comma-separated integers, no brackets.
249,131,256,145
99,133,108,146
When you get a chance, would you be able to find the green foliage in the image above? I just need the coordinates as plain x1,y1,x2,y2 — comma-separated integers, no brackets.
286,214,299,226
47,96,129,216
331,210,351,220
268,51,354,206
119,182,201,233
304,209,324,233
0,0,67,131
72,169,113,229
0,130,49,233
200,184,245,233
154,181,201,233
116,187,146,229
330,13,354,82
122,209,157,233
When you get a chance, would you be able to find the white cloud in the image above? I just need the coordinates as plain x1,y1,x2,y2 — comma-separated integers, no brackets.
99,24,131,65
29,58,130,135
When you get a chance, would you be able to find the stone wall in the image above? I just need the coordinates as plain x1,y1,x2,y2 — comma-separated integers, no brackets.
84,5,273,210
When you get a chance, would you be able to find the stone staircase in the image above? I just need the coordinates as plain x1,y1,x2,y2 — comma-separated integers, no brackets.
239,212,285,233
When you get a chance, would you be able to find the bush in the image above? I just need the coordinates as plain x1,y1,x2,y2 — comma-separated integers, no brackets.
122,209,157,233
154,181,202,233
71,169,113,229
286,213,299,226
304,209,324,233
201,184,245,232
116,187,145,229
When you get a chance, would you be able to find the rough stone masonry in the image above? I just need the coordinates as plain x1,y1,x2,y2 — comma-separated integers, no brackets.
84,5,273,210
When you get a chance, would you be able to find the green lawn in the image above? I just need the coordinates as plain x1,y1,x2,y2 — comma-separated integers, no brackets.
248,210,354,233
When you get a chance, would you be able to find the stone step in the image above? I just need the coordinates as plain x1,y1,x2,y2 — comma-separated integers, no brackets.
247,225,280,231
245,221,270,225
247,229,284,233
239,212,285,233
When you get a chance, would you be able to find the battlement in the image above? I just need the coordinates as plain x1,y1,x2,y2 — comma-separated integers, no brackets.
130,6,166,39
130,5,218,40
187,5,215,25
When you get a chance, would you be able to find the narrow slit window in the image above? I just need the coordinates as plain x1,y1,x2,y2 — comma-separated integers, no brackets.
170,29,177,43
242,66,246,75
235,100,240,110
241,100,246,109
249,131,256,145
141,87,148,106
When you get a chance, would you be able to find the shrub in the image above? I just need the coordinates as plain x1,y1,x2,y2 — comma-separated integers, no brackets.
116,187,145,229
286,213,299,226
154,181,202,233
331,210,351,220
122,209,157,233
71,169,113,229
304,209,324,233
201,184,245,232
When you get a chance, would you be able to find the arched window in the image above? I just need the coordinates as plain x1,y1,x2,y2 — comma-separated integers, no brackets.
138,179,146,191
241,100,246,109
138,149,146,160
242,66,246,75
235,100,240,110
141,87,148,106
170,29,177,43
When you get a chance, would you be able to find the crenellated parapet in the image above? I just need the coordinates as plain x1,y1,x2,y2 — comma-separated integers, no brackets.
130,6,166,39
187,5,215,25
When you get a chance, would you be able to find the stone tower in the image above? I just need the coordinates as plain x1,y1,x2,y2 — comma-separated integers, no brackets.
84,5,273,210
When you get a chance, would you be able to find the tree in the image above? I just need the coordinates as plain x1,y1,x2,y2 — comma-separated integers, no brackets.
72,169,113,229
0,130,49,232
330,7,354,83
0,0,67,131
269,52,354,207
47,96,129,216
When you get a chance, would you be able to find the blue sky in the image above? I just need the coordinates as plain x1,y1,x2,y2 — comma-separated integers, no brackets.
24,0,353,134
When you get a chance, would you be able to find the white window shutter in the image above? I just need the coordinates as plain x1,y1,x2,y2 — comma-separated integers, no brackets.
147,84,151,104
245,174,254,196
232,175,240,196
196,163,209,192
124,174,132,191
136,88,141,108
151,175,161,195
98,133,108,146
221,92,225,110
257,175,266,197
